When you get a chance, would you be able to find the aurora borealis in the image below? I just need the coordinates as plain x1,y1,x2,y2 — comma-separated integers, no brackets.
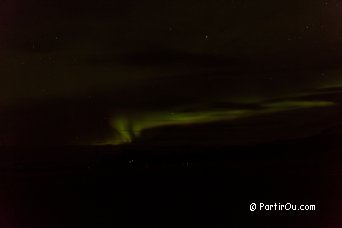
106,100,336,144
0,0,341,146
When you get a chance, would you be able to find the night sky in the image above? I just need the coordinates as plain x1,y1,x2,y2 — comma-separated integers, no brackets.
0,0,341,146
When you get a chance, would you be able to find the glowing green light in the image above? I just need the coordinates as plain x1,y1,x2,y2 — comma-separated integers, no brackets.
102,100,336,145
262,101,335,109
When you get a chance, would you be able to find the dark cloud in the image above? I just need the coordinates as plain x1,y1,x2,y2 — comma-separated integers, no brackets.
0,0,340,146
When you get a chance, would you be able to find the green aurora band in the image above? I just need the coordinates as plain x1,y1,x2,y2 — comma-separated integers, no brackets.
98,100,336,145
